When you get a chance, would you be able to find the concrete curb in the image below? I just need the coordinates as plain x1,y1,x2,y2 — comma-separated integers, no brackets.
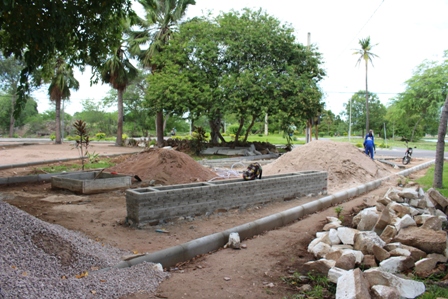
112,160,435,269
0,152,140,173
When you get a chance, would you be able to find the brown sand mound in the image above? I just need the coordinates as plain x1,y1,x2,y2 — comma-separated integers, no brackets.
263,140,393,192
106,148,218,185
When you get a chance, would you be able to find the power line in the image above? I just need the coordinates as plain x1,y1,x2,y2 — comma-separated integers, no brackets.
335,0,385,60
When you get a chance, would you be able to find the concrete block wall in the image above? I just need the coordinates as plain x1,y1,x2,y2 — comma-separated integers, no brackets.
51,172,131,194
126,171,327,225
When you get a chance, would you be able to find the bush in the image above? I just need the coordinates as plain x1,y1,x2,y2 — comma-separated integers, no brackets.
356,142,363,148
378,142,390,149
50,133,56,141
95,132,106,141
66,135,80,141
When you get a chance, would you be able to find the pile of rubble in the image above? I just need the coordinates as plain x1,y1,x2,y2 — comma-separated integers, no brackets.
306,186,448,298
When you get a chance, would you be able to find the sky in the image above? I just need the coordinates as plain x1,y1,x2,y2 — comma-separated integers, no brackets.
33,0,448,117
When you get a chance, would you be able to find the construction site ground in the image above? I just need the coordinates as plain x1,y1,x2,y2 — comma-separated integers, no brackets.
0,141,432,299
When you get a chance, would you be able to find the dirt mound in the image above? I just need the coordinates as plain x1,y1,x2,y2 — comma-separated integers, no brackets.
263,140,393,192
105,148,218,185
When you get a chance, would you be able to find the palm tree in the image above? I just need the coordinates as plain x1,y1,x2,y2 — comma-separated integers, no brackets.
129,0,196,147
353,36,378,134
101,46,138,146
433,95,448,188
48,58,79,144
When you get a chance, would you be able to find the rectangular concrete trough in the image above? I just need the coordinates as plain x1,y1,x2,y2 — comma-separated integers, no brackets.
126,170,327,225
51,171,131,194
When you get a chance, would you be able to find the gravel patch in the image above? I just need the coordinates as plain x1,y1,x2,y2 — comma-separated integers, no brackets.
0,198,169,299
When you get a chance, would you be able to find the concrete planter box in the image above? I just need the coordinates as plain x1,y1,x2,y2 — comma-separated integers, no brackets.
126,170,327,225
51,171,131,194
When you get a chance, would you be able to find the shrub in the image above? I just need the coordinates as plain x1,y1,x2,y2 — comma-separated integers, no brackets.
50,133,56,141
66,135,80,141
95,132,106,141
378,142,390,149
191,126,208,155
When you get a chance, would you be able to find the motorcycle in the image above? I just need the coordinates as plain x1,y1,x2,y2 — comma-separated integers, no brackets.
402,140,415,165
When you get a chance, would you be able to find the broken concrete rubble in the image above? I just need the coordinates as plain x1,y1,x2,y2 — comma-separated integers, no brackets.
306,186,448,298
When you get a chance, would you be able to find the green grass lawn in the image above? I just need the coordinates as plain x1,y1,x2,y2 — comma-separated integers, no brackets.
415,163,448,197
37,160,115,174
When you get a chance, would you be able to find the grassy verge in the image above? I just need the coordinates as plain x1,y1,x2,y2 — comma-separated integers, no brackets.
415,162,448,197
37,160,115,174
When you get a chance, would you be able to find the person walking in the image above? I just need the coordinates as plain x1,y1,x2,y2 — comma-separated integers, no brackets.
363,129,376,160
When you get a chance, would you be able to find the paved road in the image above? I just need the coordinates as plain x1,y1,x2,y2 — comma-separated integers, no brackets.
375,147,439,159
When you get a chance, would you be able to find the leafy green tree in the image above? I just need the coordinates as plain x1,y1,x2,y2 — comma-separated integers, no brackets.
36,57,79,144
74,99,117,136
100,45,138,146
0,93,37,135
217,9,325,143
391,51,448,188
121,73,155,137
386,53,447,143
1,0,135,118
353,36,378,133
318,109,338,137
129,0,196,147
0,53,25,136
342,91,386,136
148,10,325,144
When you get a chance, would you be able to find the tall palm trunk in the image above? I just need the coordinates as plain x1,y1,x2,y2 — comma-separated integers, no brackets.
116,88,124,146
433,95,448,188
55,98,62,144
365,60,369,133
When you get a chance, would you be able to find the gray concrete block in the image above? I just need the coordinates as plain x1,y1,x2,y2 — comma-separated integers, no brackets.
126,171,328,225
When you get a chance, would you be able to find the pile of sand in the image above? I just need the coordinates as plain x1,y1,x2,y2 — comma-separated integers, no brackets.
263,140,393,192
106,148,218,185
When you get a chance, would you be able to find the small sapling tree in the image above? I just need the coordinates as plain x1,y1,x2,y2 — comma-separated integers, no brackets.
73,120,90,171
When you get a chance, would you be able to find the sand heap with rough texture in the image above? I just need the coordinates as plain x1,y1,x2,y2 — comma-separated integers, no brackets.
263,140,393,192
106,148,218,185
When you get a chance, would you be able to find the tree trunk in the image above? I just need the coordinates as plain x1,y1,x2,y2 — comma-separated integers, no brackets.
156,110,164,147
433,95,448,188
116,88,124,146
243,115,256,142
365,60,370,133
264,113,268,136
232,117,245,148
410,117,422,143
55,98,62,144
9,93,16,137
209,117,223,144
